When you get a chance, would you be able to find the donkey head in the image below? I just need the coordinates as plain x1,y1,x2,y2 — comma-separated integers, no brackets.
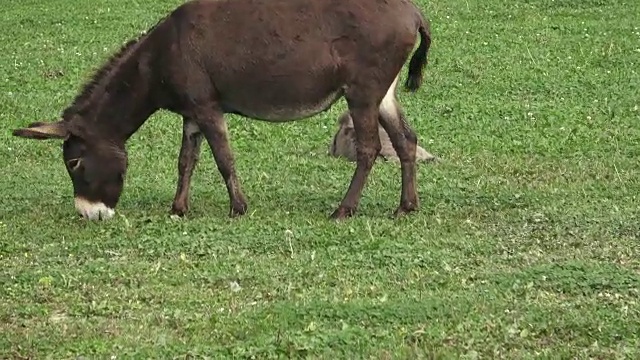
12,120,128,220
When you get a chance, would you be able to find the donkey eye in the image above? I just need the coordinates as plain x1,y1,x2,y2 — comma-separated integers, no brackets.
66,158,82,171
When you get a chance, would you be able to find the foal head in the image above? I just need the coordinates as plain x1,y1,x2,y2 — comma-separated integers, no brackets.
12,120,128,220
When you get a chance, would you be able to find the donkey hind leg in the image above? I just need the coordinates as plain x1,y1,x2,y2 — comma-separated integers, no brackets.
377,76,419,216
330,102,381,220
196,109,248,217
171,117,203,216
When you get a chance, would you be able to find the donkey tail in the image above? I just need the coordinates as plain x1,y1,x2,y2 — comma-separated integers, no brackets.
404,12,432,92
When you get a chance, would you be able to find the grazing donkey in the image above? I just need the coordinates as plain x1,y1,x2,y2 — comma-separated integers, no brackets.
11,0,432,221
329,110,438,163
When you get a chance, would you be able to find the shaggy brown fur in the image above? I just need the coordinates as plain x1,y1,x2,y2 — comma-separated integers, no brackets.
12,0,432,221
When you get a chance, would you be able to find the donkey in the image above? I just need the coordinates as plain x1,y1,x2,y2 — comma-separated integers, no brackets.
329,110,438,163
11,0,432,221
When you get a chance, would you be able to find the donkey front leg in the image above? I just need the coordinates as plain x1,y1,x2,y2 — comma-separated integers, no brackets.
330,104,381,220
196,110,248,218
171,118,203,216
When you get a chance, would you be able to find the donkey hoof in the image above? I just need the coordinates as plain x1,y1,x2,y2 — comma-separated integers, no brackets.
393,203,418,218
330,206,356,220
170,205,188,217
229,202,248,218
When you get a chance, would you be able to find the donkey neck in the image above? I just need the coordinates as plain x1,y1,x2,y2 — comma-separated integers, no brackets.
65,30,163,143
92,56,159,141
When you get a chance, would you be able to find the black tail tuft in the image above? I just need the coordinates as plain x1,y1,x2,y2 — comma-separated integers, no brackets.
404,17,431,92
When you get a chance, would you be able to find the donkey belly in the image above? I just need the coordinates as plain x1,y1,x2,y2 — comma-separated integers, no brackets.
217,70,345,122
222,88,344,122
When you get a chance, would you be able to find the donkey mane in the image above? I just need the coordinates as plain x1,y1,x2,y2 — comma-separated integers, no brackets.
61,39,139,119
61,18,166,120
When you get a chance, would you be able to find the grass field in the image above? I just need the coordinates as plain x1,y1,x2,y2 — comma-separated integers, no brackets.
1,0,639,358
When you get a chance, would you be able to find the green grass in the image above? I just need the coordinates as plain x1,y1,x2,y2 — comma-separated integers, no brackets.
1,0,639,358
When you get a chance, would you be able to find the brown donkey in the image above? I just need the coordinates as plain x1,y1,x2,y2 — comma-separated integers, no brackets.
11,0,432,221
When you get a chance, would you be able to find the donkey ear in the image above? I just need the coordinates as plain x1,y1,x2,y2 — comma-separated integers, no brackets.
12,121,69,140
337,111,354,128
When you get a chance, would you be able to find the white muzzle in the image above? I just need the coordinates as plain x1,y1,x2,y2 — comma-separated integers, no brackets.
74,197,115,220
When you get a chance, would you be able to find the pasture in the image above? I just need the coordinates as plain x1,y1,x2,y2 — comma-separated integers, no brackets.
1,0,639,357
